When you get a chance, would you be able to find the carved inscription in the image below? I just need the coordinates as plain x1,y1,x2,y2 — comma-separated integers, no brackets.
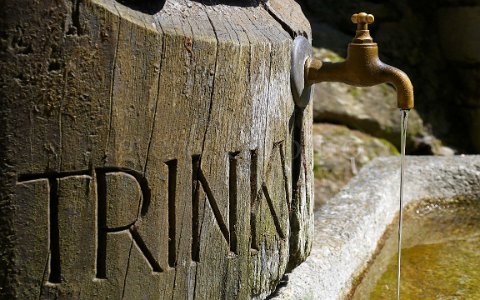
166,159,177,268
15,143,289,284
96,168,162,278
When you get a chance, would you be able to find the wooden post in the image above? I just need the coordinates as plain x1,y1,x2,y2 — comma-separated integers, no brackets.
0,0,313,298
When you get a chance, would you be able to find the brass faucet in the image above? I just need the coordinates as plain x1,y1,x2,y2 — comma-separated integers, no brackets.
291,12,414,110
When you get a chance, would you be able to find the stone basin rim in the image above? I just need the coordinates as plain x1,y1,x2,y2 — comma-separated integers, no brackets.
272,155,480,300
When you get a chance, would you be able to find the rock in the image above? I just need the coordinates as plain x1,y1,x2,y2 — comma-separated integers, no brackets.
312,123,398,208
311,47,449,155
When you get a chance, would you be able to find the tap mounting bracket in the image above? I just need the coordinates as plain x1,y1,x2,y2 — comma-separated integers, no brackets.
290,36,313,109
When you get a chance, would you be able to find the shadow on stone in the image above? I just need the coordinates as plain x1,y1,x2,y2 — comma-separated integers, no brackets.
115,0,166,15
191,0,261,7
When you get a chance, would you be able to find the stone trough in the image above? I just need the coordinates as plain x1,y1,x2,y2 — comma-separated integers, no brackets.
273,155,480,299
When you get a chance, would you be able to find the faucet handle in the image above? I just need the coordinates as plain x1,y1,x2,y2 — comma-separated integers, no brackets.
351,12,374,27
351,12,374,43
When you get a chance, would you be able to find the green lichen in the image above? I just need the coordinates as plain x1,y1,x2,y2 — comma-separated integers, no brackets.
378,138,400,156
349,87,360,98
325,51,344,63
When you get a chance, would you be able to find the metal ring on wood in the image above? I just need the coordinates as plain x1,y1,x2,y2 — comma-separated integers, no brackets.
290,36,313,108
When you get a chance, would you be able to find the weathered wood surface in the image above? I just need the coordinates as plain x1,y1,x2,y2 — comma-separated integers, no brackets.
0,0,312,298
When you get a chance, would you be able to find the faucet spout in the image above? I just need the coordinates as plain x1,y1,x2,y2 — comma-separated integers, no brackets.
299,12,414,110
305,48,414,109
380,64,414,110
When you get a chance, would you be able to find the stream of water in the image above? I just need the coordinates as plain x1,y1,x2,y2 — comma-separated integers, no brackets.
397,109,409,300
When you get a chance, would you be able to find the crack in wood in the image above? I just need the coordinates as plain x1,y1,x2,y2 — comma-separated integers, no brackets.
37,253,50,299
261,2,295,39
58,65,69,169
197,2,219,164
105,4,122,159
121,240,134,299
143,20,165,176
250,149,259,251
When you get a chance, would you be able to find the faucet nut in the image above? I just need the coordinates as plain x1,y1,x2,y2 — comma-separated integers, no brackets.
351,12,374,25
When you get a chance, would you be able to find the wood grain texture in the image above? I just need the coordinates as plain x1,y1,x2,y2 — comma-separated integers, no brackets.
0,0,313,298
13,179,50,299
